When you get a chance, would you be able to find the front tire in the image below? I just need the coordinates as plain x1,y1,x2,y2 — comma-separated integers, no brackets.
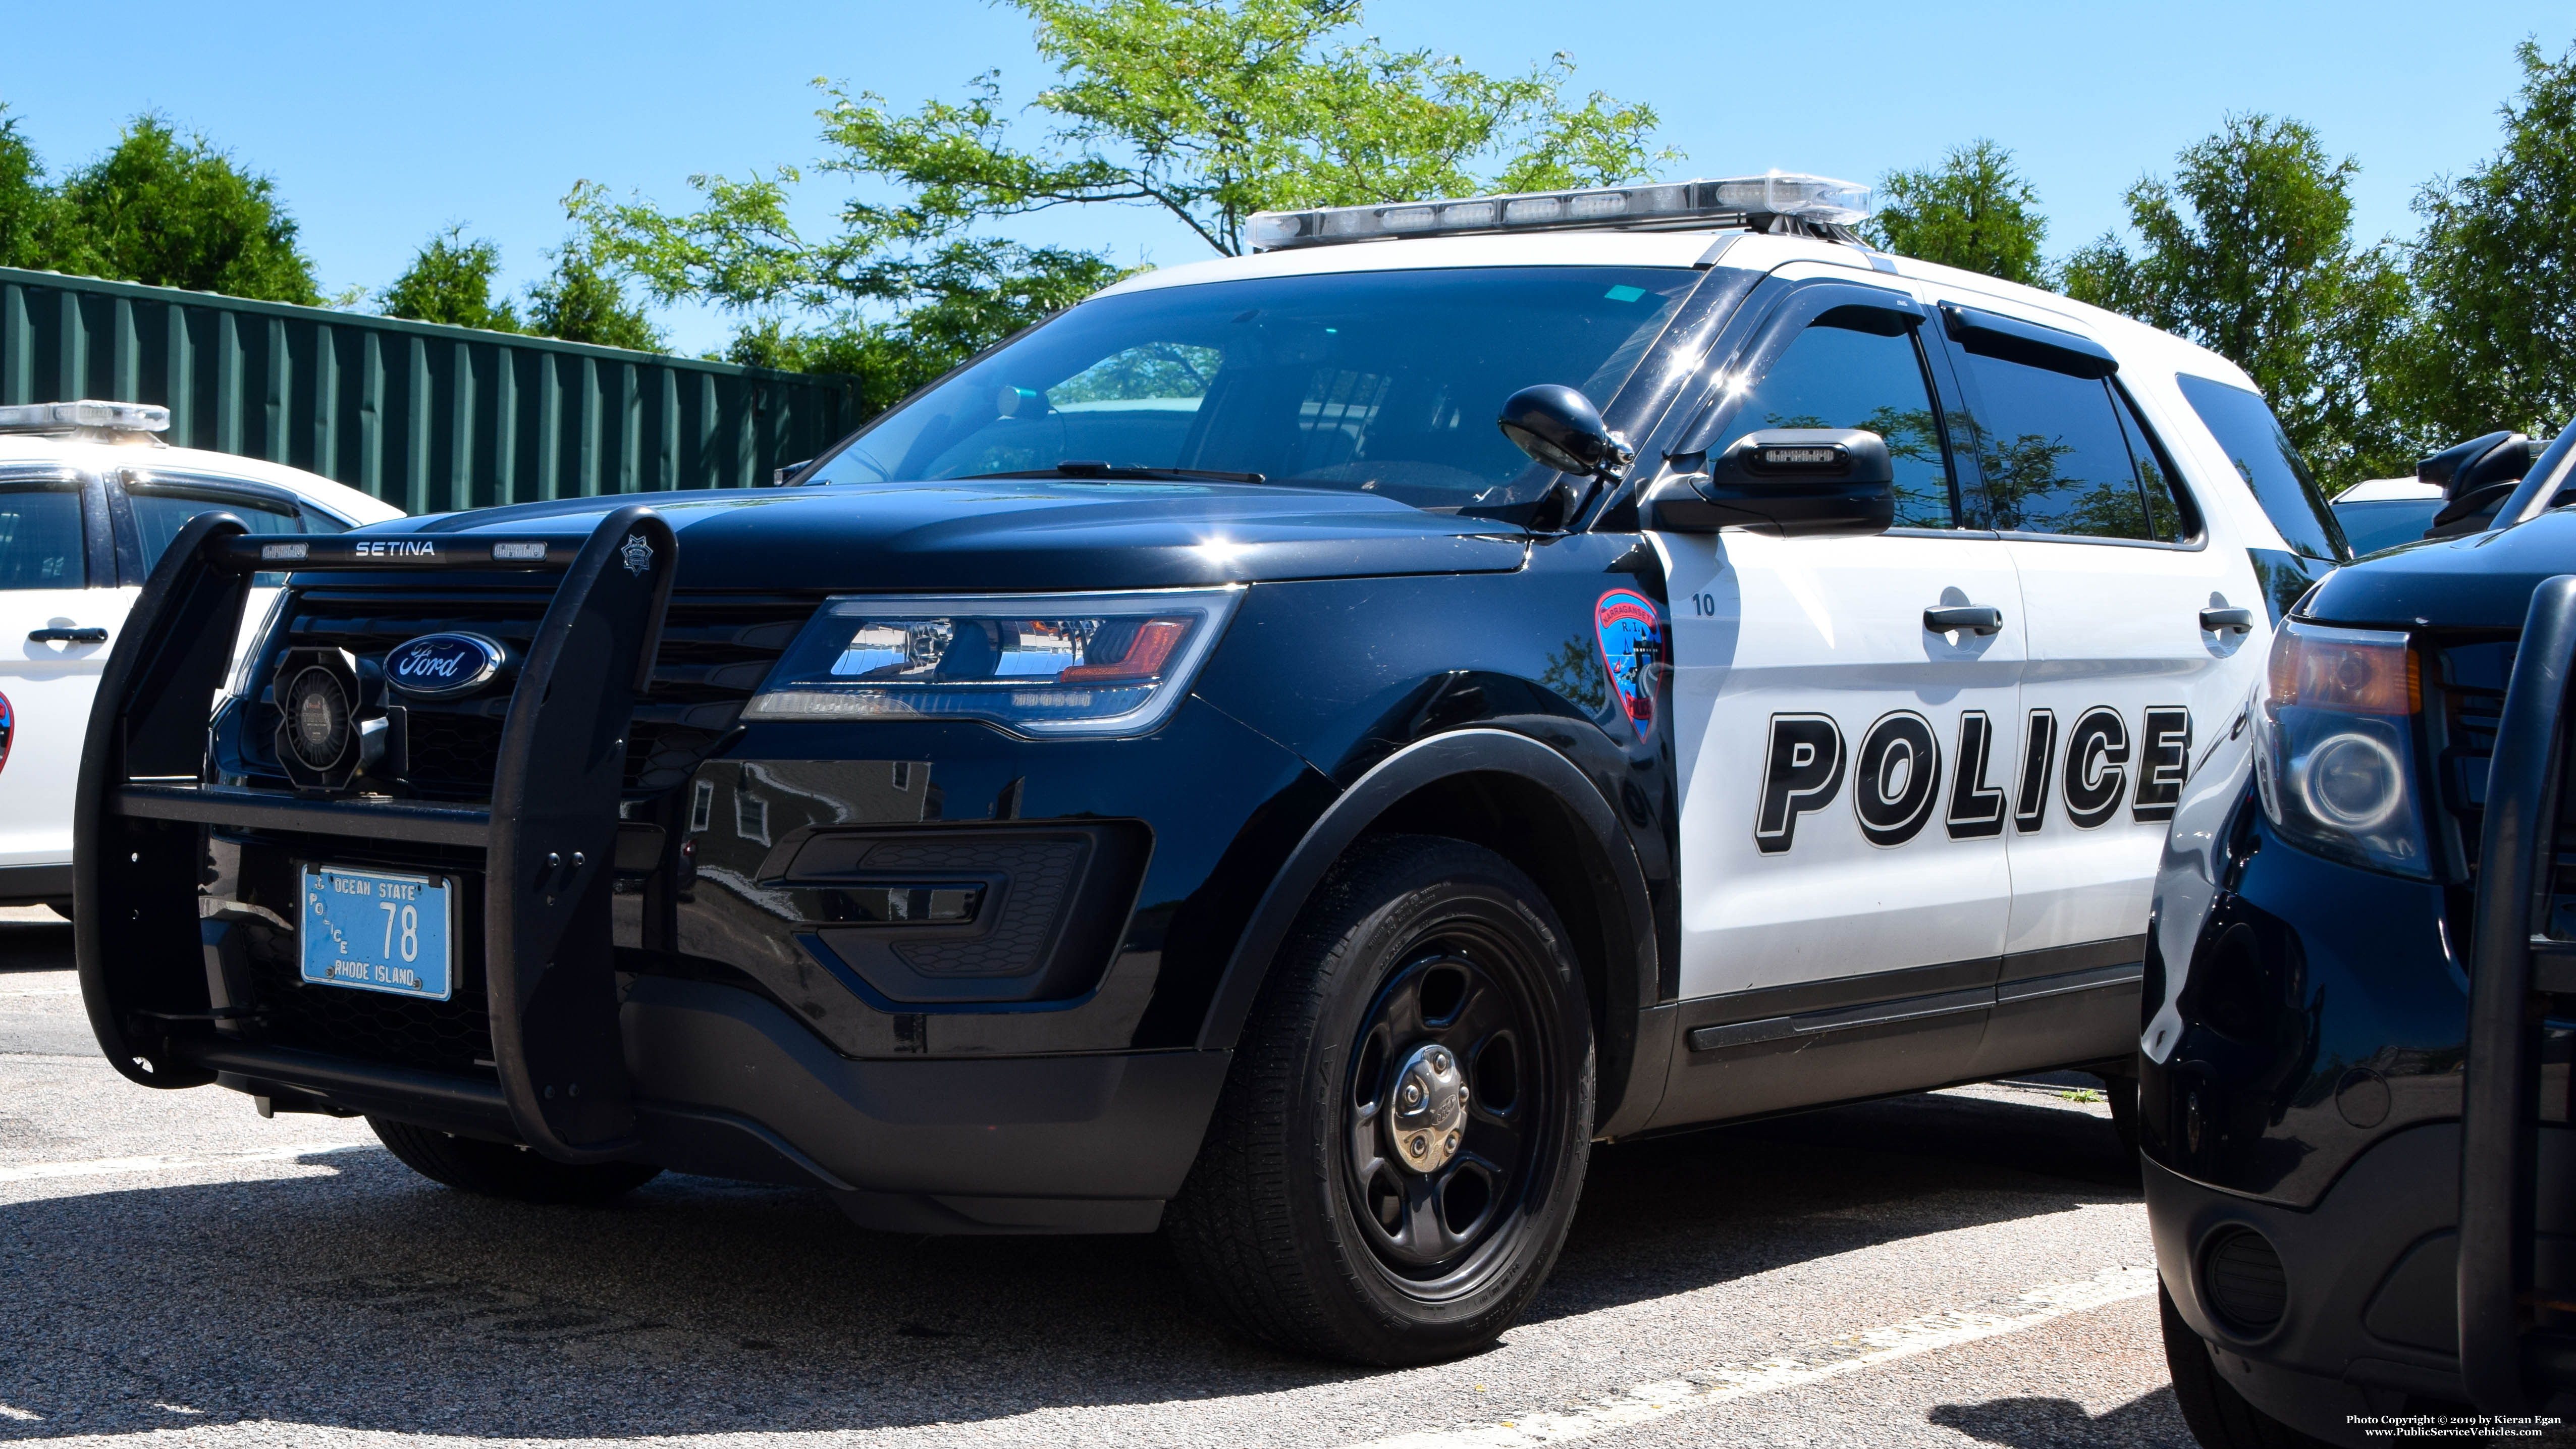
1166,834,1595,1365
370,1117,662,1205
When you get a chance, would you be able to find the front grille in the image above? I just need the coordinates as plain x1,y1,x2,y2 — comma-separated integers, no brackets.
2434,638,2514,871
239,921,495,1077
240,591,815,801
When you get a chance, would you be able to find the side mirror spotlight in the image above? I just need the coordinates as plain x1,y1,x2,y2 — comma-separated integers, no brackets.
1498,384,1632,481
1642,428,1896,538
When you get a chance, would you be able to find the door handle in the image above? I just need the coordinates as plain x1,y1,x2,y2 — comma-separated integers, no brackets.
2199,607,2257,635
28,626,109,643
1923,605,2004,636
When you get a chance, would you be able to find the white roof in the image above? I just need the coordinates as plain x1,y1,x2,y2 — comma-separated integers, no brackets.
2334,477,2444,503
0,432,403,525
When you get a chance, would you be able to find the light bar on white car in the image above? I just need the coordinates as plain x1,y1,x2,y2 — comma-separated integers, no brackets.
1247,173,1872,251
0,398,171,434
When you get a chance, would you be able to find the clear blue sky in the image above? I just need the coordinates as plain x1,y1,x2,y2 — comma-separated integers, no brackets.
0,1,2560,354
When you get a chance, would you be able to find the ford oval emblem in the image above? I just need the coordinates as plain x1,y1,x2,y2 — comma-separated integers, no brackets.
384,632,508,699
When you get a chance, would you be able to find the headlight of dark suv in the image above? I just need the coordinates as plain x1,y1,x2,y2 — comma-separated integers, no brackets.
2252,620,2430,878
743,587,1242,738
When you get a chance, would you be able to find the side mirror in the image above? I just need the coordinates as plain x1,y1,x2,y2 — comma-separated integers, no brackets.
1497,384,1632,480
1642,428,1895,538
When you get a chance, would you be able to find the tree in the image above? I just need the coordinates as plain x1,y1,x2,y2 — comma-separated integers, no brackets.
1864,140,2049,286
0,109,47,272
578,0,1674,405
2062,114,2416,486
381,226,521,332
525,238,663,352
44,114,319,304
2393,39,2576,441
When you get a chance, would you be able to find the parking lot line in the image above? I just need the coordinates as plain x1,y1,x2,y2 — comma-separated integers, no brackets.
1342,1263,2160,1448
0,1142,378,1185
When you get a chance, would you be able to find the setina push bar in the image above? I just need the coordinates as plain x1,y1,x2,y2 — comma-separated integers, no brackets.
74,506,678,1164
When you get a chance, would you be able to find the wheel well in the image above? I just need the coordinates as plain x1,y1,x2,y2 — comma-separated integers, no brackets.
1361,770,1627,1069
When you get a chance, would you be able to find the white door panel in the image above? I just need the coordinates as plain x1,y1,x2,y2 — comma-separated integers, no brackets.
1667,529,2024,999
0,586,132,868
2003,538,2260,954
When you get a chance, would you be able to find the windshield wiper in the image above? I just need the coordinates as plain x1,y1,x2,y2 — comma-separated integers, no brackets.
963,460,1268,485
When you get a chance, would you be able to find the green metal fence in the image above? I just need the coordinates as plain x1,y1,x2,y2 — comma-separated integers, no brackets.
0,267,865,514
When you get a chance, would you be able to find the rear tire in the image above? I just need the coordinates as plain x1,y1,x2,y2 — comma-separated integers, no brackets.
369,1117,661,1205
2161,1283,2334,1448
1165,834,1595,1365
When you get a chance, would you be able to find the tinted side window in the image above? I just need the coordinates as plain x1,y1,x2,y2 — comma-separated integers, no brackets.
2175,372,2350,562
1725,313,1957,528
1959,352,2186,542
127,489,301,567
0,487,86,589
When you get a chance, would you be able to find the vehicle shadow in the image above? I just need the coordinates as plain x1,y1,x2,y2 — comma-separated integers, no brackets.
0,919,73,974
1927,1388,2193,1446
0,1078,2140,1441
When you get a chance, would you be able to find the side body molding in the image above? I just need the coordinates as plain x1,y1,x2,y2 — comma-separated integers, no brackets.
1193,727,1667,1137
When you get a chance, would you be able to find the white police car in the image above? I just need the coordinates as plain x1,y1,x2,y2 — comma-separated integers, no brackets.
1,401,399,913
83,174,2355,1364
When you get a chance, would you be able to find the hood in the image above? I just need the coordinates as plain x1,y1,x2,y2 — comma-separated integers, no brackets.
354,479,1529,592
2304,508,2576,631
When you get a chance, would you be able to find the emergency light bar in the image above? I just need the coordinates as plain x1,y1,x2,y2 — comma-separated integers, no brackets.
1247,173,1872,251
0,399,171,434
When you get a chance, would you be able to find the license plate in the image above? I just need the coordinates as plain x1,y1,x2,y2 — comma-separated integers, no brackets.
299,865,454,1001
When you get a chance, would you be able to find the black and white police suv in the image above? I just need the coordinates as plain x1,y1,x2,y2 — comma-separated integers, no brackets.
2147,430,2576,1445
80,172,2349,1364
1,400,397,914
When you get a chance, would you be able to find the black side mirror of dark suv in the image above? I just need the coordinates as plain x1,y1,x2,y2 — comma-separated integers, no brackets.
1640,428,1896,538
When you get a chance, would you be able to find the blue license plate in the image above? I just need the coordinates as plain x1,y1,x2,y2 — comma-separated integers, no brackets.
299,865,454,1001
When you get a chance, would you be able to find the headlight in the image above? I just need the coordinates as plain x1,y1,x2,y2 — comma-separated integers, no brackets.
2252,620,2429,877
742,587,1242,737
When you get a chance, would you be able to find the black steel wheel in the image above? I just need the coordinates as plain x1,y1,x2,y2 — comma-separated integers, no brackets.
1166,834,1594,1365
370,1117,662,1206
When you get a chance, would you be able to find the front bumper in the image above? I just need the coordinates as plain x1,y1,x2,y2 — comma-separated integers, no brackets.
2150,1124,2576,1441
75,510,1296,1228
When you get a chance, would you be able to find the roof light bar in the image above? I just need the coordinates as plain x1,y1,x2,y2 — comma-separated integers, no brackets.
1247,172,1872,251
0,399,171,434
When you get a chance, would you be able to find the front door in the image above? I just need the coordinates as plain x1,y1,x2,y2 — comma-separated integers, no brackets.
1653,278,2024,1117
0,473,120,878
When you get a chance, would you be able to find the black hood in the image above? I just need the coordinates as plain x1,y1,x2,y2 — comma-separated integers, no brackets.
2304,508,2576,630
361,479,1529,592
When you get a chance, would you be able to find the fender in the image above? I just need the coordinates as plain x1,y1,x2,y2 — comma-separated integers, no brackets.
1194,726,1669,1138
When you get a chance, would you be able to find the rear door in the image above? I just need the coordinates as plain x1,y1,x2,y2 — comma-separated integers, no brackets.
0,470,117,881
1651,275,2025,1122
1924,298,2266,1071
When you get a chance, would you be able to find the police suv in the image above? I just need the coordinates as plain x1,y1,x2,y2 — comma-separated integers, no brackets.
79,173,2349,1365
0,400,398,914
2149,430,2576,1445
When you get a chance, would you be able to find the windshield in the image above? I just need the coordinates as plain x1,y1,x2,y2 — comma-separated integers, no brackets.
802,265,1701,511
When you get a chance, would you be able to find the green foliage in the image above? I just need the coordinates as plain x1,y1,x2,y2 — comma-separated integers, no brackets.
0,110,46,271
2061,114,2416,486
578,0,1672,400
41,114,320,304
1864,140,2050,286
2393,39,2576,441
526,238,663,352
381,226,521,332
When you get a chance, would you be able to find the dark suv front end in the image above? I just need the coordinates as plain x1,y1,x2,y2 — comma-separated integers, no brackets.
2144,487,2576,1443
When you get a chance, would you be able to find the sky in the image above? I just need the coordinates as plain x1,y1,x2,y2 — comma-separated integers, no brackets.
0,1,2561,355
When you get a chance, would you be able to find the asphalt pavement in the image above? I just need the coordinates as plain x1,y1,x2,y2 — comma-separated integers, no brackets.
0,906,2192,1448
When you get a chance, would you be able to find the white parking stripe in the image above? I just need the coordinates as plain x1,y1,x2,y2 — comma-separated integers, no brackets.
0,1142,378,1185
1342,1264,2160,1448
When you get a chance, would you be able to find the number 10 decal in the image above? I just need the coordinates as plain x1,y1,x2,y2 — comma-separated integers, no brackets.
1754,704,2190,852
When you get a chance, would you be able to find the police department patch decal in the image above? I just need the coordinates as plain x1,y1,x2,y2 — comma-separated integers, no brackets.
1593,589,1661,740
621,533,655,575
0,690,12,781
